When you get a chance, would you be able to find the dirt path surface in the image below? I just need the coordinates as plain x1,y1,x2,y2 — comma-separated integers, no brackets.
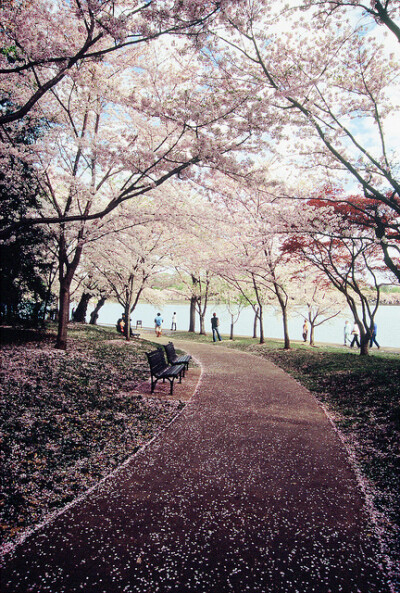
1,340,391,593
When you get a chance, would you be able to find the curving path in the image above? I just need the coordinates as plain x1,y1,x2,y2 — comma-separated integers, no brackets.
0,340,391,593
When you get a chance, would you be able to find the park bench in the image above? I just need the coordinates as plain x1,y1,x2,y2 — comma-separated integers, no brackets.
146,348,185,395
164,342,191,371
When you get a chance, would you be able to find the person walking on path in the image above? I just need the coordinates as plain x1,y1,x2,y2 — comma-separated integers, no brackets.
344,320,352,346
350,322,360,348
211,312,222,342
171,312,177,331
154,312,163,337
369,322,380,348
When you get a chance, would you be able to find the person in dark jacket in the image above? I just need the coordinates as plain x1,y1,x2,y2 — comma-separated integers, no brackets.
211,312,222,342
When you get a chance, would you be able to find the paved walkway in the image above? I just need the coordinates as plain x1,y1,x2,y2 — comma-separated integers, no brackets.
1,340,391,593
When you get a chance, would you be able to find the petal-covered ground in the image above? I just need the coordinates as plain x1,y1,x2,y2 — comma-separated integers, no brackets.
0,328,190,547
0,337,393,593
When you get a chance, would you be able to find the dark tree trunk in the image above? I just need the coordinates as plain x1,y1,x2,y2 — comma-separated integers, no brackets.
123,274,135,341
189,296,196,332
275,282,290,350
89,296,107,325
259,305,264,344
55,230,84,350
360,332,370,355
253,307,259,338
73,292,91,322
56,279,70,350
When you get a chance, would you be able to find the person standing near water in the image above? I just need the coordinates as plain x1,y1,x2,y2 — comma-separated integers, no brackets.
302,320,309,343
171,312,177,331
211,312,222,342
154,313,163,337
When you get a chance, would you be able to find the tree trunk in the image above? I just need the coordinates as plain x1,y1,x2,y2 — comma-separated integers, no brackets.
251,276,264,344
55,230,85,350
123,275,134,341
56,278,70,350
73,292,91,322
282,308,290,350
189,296,196,332
89,296,107,325
360,332,370,355
253,307,259,338
309,324,315,346
230,313,234,340
199,314,206,335
275,283,290,350
259,305,264,344
124,304,131,341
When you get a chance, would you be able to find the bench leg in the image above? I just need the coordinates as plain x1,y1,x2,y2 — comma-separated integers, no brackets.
169,377,174,395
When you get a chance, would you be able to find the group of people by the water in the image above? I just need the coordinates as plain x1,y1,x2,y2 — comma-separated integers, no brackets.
302,318,380,349
116,310,222,341
118,310,380,348
153,311,178,337
153,311,222,342
344,320,380,349
116,313,138,337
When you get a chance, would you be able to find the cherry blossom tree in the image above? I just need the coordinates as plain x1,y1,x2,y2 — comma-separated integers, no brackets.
225,277,262,340
70,270,108,324
0,0,223,125
214,282,247,340
17,38,255,349
91,222,173,340
290,269,346,346
282,195,395,354
1,9,256,241
199,1,400,280
301,0,400,43
160,187,228,334
172,266,215,335
251,237,298,350
223,271,267,343
203,170,303,347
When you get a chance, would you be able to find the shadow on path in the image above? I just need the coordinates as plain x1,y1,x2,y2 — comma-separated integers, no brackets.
0,340,391,592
